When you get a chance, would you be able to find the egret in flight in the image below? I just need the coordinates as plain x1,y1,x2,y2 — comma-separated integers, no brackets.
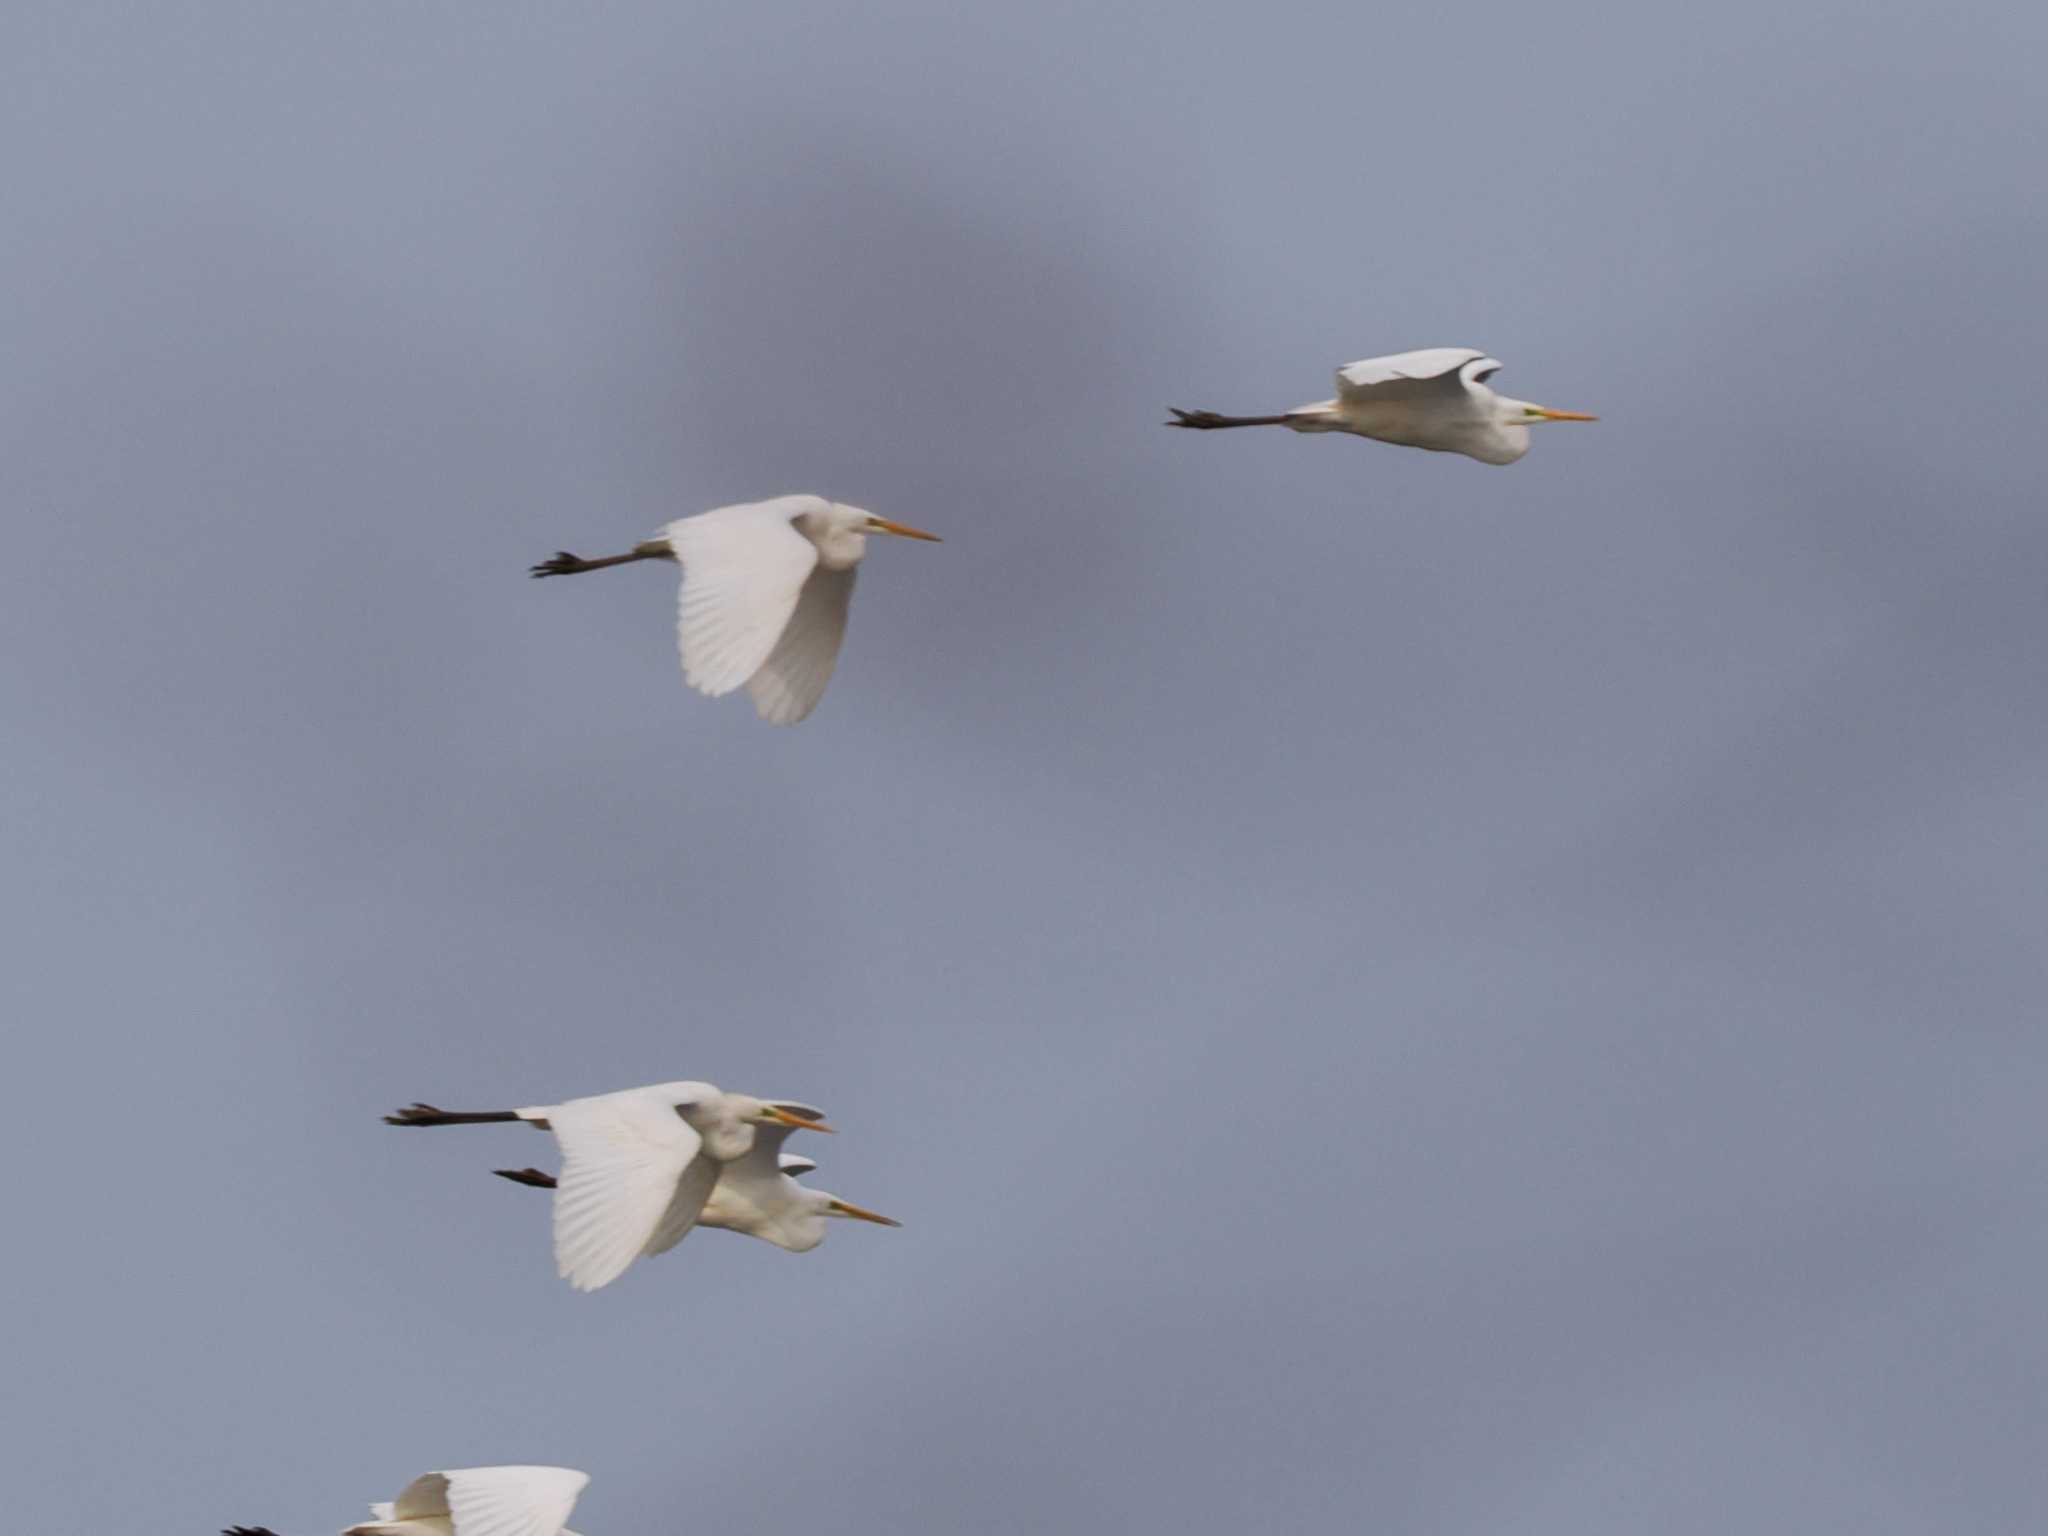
496,1127,899,1252
225,1464,589,1536
531,494,941,724
386,1080,832,1291
1168,347,1595,465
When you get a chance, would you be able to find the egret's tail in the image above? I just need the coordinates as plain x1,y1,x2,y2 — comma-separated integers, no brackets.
383,1103,521,1127
1165,408,1292,430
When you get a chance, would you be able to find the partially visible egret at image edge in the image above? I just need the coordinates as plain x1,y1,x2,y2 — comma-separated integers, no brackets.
224,1464,590,1536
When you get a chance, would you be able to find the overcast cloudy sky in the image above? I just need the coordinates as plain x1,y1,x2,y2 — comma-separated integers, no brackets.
4,3,2045,1532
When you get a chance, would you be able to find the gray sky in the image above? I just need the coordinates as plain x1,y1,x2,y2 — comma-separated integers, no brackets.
4,2,2045,1531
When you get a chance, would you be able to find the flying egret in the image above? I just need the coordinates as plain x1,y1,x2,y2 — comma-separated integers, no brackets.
385,1080,832,1291
1167,347,1596,465
224,1464,590,1536
530,494,941,724
495,1129,900,1251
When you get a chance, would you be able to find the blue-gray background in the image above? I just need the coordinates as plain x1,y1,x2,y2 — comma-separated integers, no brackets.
4,3,2044,1530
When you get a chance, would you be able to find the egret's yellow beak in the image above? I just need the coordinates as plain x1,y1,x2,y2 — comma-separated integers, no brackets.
766,1107,836,1133
866,516,943,542
1531,407,1599,422
828,1198,902,1227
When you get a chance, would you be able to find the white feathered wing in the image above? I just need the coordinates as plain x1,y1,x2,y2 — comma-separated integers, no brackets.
546,1090,709,1291
347,1467,589,1536
746,564,856,724
1335,347,1488,400
659,498,823,700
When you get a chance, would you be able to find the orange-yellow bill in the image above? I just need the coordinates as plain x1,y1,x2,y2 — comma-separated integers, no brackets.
867,516,943,542
768,1107,836,1133
829,1198,902,1227
1533,407,1599,422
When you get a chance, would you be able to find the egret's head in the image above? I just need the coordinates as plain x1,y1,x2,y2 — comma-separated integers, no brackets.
775,1185,900,1252
664,1084,754,1158
664,1085,827,1150
799,502,942,569
732,1096,837,1135
739,1181,897,1252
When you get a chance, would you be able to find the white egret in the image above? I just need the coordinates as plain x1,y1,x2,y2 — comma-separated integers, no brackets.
385,1081,832,1291
1168,347,1596,465
495,1129,900,1251
530,493,941,724
225,1464,589,1536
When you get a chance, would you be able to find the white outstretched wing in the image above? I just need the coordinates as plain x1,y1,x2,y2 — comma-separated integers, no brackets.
660,497,824,699
444,1467,590,1536
1336,347,1491,400
547,1090,704,1291
638,1150,723,1258
778,1153,819,1177
352,1468,588,1536
344,1482,436,1536
746,564,856,724
383,1471,449,1523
